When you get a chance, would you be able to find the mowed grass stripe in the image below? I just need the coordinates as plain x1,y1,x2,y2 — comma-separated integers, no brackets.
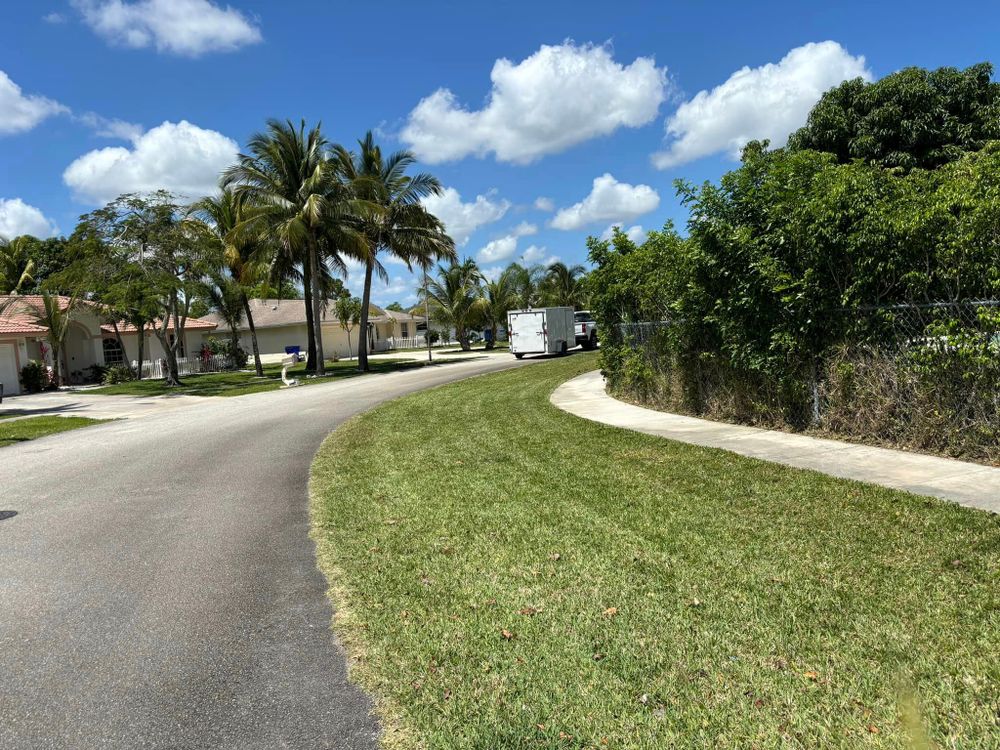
0,415,107,447
310,352,999,749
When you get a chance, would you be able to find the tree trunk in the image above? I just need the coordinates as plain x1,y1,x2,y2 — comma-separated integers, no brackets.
309,238,325,376
357,259,375,372
109,319,135,379
485,323,497,350
242,295,264,377
346,329,352,361
458,325,470,351
52,344,63,387
136,326,145,380
303,259,316,371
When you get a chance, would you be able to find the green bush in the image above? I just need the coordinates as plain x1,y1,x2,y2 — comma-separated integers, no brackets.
204,337,248,369
19,360,51,393
102,365,136,385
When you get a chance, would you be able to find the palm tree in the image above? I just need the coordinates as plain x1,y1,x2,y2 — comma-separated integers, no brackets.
332,131,455,371
0,293,79,386
476,266,518,349
191,188,266,376
425,259,482,351
0,236,36,294
542,262,589,308
334,296,363,360
203,271,245,358
508,263,546,309
224,119,364,376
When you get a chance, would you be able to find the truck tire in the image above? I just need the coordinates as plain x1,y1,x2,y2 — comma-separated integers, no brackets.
559,340,568,355
588,333,597,349
514,353,525,359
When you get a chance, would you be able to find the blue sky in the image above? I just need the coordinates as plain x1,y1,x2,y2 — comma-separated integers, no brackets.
1,0,997,305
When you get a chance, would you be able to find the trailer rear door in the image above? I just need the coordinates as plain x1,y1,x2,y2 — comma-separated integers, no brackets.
511,310,546,353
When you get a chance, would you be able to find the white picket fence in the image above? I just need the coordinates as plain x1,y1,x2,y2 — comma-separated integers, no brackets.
138,353,236,379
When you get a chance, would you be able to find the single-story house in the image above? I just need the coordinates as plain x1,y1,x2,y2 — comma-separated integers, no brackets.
200,299,426,359
0,294,218,395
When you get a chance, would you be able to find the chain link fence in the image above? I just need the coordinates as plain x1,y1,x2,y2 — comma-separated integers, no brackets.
613,301,1000,464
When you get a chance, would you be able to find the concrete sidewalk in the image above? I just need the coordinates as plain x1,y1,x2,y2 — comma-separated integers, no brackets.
551,370,999,514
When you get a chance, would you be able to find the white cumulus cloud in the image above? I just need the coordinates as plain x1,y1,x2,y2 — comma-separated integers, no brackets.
63,120,239,204
652,41,870,169
421,187,509,246
551,174,659,231
0,198,59,239
601,223,647,244
402,41,669,164
533,196,555,212
72,0,262,57
476,235,519,264
521,246,560,267
511,221,537,237
0,71,68,135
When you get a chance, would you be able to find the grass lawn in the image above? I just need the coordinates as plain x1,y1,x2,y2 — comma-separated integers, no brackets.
310,352,999,749
88,357,433,398
0,415,106,447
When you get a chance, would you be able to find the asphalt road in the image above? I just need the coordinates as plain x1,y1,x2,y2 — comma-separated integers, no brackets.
0,354,530,749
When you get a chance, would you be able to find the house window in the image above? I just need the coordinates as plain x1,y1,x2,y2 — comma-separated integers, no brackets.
401,323,409,338
102,338,125,365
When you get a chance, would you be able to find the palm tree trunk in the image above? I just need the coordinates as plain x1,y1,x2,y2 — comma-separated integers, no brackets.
303,259,316,371
486,323,497,350
308,237,325,376
242,294,264,377
358,259,375,372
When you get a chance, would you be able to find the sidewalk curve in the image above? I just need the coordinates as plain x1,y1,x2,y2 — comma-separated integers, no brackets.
551,370,999,514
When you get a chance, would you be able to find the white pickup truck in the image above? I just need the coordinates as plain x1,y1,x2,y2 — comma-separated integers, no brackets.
574,310,598,350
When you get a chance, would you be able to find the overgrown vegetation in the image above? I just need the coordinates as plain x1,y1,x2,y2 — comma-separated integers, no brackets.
589,63,1000,464
310,353,999,749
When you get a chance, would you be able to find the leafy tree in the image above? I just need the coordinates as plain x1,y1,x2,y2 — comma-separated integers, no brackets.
385,301,405,312
248,278,302,299
0,236,36,293
72,192,221,386
335,296,363,360
333,131,455,370
788,62,1000,170
424,259,481,351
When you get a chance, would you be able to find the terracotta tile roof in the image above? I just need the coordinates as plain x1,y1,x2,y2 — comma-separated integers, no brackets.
0,295,75,336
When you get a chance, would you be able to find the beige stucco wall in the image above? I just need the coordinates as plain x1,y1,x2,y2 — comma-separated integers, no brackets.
202,321,402,361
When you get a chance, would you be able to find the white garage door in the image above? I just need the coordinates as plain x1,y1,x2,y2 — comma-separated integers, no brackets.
0,343,20,397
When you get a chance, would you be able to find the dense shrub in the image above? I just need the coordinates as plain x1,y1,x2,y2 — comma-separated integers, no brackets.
588,86,1000,462
102,365,136,384
19,360,51,393
204,337,248,369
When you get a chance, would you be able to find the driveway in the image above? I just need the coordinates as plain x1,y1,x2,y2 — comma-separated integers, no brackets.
0,354,530,749
0,388,214,422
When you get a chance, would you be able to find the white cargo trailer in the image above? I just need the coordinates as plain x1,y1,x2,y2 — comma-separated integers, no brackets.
507,307,575,359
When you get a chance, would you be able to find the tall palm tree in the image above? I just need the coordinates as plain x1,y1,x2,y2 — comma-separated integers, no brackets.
0,236,36,294
191,188,266,376
476,266,518,349
332,131,455,371
224,119,364,376
425,259,482,351
542,262,589,308
203,271,245,358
